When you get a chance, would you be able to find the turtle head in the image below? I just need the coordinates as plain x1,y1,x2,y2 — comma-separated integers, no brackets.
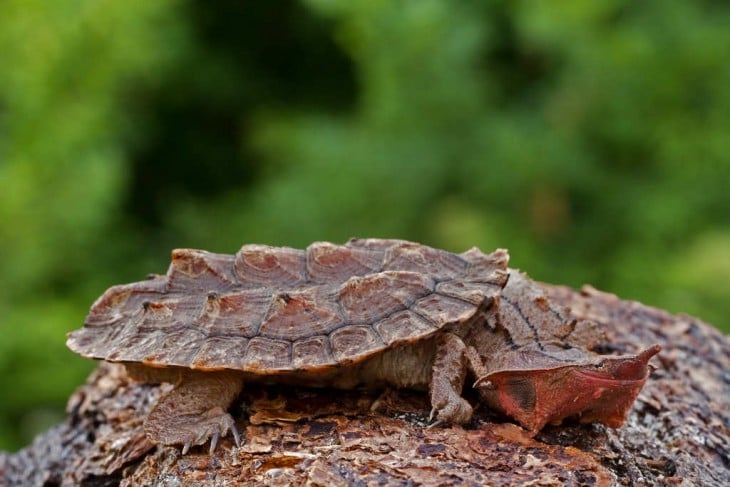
474,344,660,432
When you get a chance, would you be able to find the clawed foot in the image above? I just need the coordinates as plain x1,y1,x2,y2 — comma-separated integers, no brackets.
180,407,241,455
428,396,473,426
146,406,241,455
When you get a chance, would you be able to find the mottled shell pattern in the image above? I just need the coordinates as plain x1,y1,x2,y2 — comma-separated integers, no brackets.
67,239,509,373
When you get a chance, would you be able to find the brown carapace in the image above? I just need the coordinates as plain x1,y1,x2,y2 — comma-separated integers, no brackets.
67,239,659,454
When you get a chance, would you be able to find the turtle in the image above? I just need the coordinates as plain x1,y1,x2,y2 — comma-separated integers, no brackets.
67,238,660,454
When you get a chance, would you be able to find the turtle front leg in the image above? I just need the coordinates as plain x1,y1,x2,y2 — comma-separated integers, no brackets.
429,333,474,424
145,370,244,454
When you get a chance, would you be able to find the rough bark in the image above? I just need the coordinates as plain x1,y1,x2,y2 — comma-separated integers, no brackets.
1,284,728,486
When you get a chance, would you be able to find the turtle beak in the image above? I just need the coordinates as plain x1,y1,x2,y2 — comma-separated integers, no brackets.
474,345,661,432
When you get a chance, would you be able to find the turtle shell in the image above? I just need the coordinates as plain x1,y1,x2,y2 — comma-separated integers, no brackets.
67,239,509,373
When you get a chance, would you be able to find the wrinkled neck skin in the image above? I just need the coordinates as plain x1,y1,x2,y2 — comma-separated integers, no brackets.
464,321,660,433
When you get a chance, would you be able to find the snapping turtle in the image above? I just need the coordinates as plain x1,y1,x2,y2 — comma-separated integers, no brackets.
67,239,659,454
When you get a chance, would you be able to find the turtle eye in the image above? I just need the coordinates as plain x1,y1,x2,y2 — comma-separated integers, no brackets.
594,360,605,368
503,377,536,412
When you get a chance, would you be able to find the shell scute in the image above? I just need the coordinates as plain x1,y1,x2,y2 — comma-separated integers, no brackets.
192,336,249,370
75,326,119,359
168,249,237,291
85,279,165,327
242,337,291,372
384,241,467,279
330,325,382,363
136,295,205,334
193,289,270,337
346,238,410,252
412,294,483,327
258,288,343,340
338,271,434,324
292,336,334,369
306,241,382,281
142,328,205,366
108,330,166,363
234,244,305,287
373,310,436,346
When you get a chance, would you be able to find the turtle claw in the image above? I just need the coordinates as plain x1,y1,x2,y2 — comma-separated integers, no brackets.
177,423,233,455
209,432,220,455
207,421,241,454
427,407,445,428
194,410,237,454
428,397,473,425
231,423,241,448
427,419,444,429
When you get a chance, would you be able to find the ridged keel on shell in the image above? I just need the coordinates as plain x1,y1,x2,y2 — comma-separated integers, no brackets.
66,239,510,373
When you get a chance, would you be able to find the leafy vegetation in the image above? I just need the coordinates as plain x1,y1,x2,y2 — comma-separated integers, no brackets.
1,0,727,451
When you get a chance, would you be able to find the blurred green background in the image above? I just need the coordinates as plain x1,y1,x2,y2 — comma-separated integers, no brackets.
1,0,728,451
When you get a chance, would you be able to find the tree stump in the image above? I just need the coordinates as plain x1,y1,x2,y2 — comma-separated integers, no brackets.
1,284,728,486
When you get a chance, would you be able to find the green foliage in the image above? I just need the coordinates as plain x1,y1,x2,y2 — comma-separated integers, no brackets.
0,0,184,450
0,0,727,451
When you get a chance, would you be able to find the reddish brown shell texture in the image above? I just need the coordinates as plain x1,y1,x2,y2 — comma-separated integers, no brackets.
67,239,510,373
